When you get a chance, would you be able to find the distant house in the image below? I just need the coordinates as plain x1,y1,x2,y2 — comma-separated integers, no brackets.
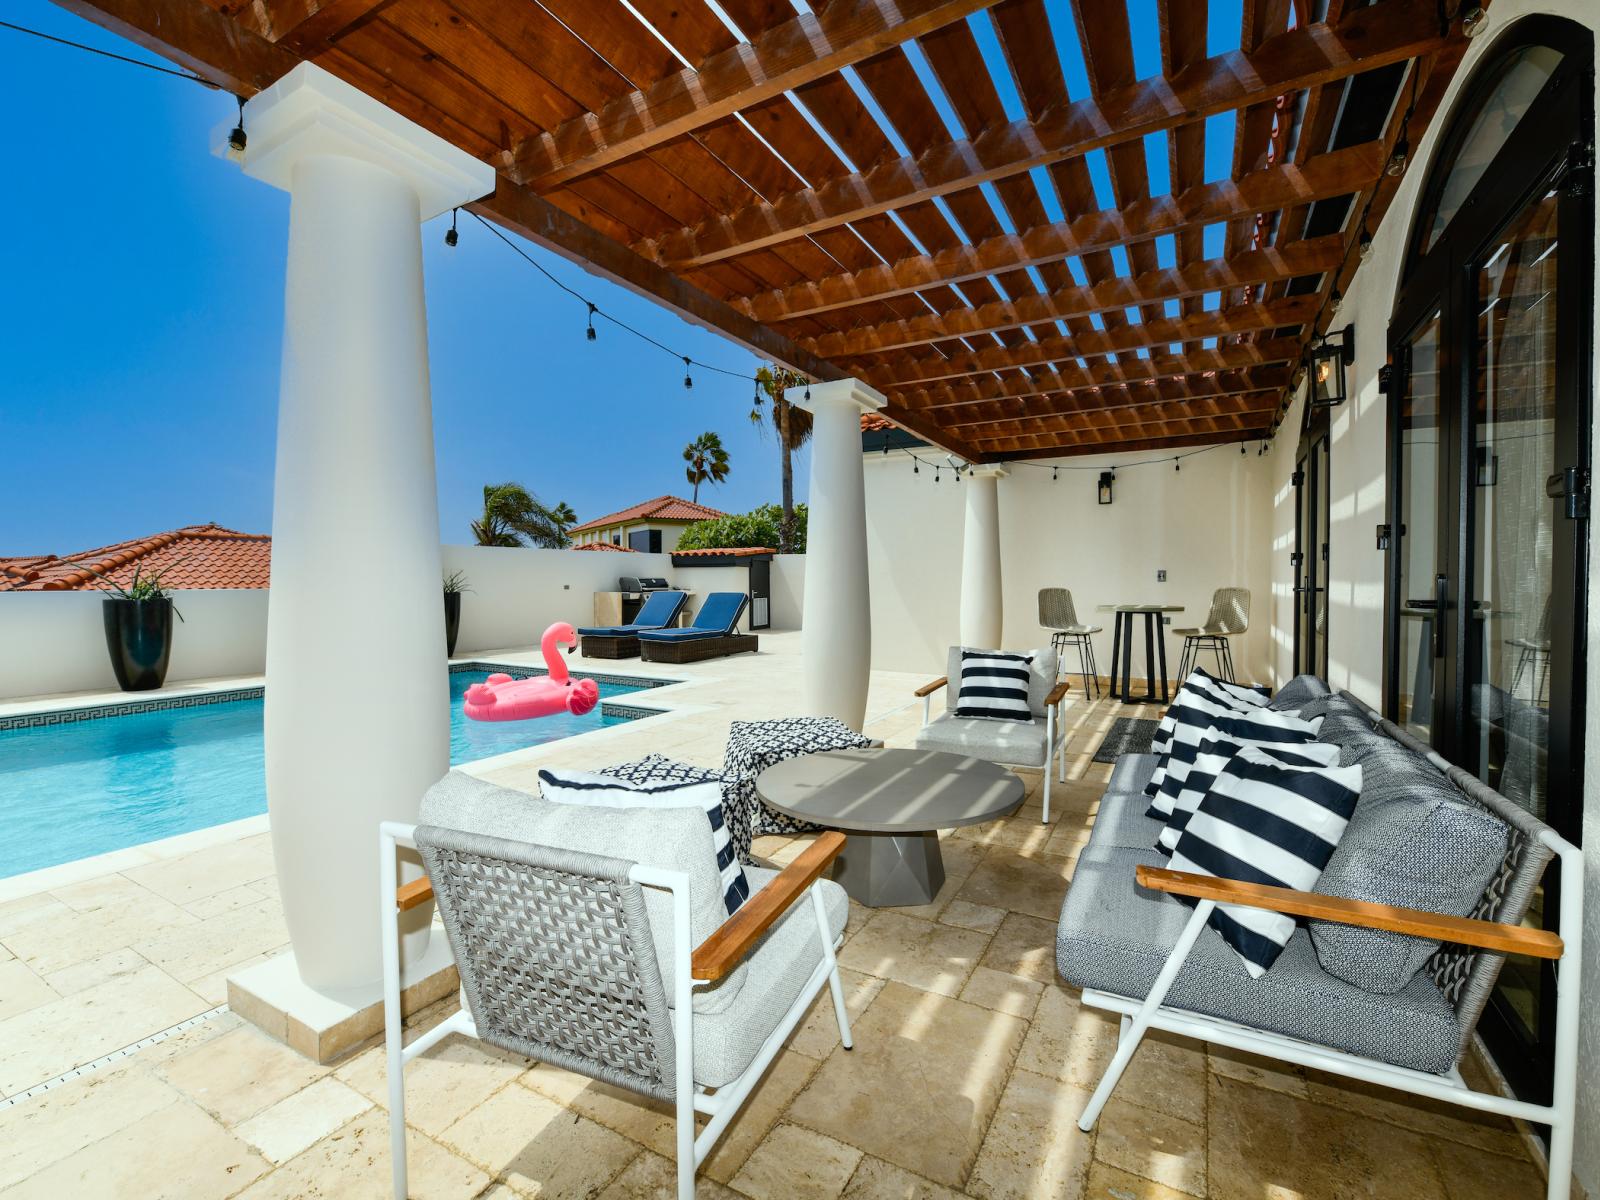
566,495,724,554
0,524,271,592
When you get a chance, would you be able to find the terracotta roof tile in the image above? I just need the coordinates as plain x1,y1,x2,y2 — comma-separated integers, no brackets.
571,542,638,552
567,495,726,534
0,524,271,592
860,413,898,432
672,546,777,558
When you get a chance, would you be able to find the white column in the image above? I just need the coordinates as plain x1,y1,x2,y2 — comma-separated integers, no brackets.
225,66,494,994
960,465,1008,648
793,379,885,731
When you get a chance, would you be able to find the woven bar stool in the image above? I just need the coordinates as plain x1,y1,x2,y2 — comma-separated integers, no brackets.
1173,588,1250,683
1039,588,1102,697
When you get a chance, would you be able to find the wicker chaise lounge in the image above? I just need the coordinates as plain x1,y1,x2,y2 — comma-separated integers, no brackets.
639,592,757,664
577,589,688,658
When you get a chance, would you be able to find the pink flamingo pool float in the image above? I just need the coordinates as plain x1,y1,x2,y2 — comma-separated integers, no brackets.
463,622,600,722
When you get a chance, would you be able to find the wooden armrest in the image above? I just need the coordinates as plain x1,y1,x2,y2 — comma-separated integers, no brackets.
691,831,847,981
1135,865,1564,961
1044,680,1071,707
914,676,948,699
396,876,434,912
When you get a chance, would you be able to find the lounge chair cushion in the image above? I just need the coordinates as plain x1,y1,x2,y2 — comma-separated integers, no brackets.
944,646,1059,717
579,590,686,637
1055,844,1462,1074
1268,674,1331,711
636,627,731,642
419,770,748,1011
915,712,1051,767
1089,791,1168,851
1106,753,1161,796
690,591,747,633
692,867,849,1087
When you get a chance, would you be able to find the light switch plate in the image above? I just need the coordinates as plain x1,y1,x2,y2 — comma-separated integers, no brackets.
1156,569,1167,582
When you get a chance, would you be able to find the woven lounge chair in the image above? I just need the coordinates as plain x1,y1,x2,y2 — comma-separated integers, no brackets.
638,592,757,664
380,772,854,1200
577,589,688,658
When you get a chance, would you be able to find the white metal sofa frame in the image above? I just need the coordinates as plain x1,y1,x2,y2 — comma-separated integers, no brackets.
380,822,854,1200
915,665,1070,824
1071,702,1584,1200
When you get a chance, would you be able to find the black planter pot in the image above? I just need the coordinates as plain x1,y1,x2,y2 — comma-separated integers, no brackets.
444,590,462,658
102,597,174,692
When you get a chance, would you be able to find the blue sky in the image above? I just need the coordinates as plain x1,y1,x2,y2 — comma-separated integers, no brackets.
1,0,1242,552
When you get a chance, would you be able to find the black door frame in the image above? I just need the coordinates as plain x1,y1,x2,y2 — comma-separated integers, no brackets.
1293,404,1331,677
1384,16,1593,1107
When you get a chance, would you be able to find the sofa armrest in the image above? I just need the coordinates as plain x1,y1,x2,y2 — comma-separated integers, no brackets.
914,676,948,698
692,831,847,981
396,877,433,912
1135,866,1564,960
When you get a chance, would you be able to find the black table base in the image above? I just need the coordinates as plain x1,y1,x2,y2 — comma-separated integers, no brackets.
1107,610,1171,705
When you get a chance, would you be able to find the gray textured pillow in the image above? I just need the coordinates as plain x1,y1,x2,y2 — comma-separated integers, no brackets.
1268,674,1330,712
1310,744,1509,994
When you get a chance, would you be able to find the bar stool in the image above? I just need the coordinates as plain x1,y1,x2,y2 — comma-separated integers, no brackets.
1174,588,1250,683
1039,588,1102,698
1507,596,1552,704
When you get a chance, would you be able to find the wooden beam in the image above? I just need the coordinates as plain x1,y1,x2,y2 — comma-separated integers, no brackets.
506,0,999,191
942,388,1285,431
642,2,1447,267
49,0,298,92
736,144,1382,325
253,0,398,56
966,396,1279,443
800,236,1341,358
905,366,1290,415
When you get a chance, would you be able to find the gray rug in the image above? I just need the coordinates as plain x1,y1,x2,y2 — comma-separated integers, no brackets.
1092,717,1161,763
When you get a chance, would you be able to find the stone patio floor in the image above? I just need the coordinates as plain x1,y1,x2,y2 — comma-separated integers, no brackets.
0,632,1549,1198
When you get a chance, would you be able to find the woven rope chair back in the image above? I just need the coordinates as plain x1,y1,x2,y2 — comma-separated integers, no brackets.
1038,588,1079,630
1337,694,1556,1055
1205,588,1251,635
415,825,679,1101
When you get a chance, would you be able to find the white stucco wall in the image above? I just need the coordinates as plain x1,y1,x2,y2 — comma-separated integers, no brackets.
863,445,1276,682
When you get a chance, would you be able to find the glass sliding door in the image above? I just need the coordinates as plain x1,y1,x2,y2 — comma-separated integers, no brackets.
1391,314,1443,739
1293,423,1330,679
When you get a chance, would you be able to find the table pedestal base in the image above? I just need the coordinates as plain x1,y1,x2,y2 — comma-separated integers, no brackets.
831,830,945,907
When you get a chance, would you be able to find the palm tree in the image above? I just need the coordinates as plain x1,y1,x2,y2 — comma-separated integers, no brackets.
754,365,813,554
546,501,578,542
470,483,570,548
683,432,731,503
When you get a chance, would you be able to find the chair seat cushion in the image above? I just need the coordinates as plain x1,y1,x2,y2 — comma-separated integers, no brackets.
1055,845,1462,1074
1058,624,1101,635
1089,791,1168,851
691,868,849,1087
1106,753,1161,796
916,712,1050,767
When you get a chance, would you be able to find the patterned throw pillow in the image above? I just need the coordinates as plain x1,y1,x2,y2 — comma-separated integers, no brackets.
1145,697,1322,817
604,753,723,788
722,717,874,863
537,768,750,915
1154,732,1342,854
1169,746,1363,977
953,650,1035,722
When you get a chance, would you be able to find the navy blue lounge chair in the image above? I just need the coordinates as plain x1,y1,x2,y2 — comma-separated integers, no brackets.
577,590,687,658
638,593,758,663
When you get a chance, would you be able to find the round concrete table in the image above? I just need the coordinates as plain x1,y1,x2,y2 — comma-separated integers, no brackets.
756,748,1025,907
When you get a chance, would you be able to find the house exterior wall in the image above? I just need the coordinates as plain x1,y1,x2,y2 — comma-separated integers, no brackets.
1256,6,1600,1191
572,520,690,551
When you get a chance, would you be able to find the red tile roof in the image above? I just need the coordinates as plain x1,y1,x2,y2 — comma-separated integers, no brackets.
571,542,638,552
568,495,725,534
672,546,777,558
860,413,898,432
0,524,272,592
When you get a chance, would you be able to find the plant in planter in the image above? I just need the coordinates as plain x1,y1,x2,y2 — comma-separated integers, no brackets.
81,562,186,692
443,570,472,658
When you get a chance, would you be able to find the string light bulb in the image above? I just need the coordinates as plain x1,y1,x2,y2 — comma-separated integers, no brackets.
227,95,247,157
1386,135,1409,178
586,302,597,341
1331,289,1344,314
1358,225,1373,260
1461,6,1486,36
682,357,693,390
913,460,919,475
444,208,459,247
1175,459,1181,472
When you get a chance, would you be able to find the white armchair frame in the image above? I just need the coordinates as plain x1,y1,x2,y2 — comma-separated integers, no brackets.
380,822,854,1200
916,675,1071,822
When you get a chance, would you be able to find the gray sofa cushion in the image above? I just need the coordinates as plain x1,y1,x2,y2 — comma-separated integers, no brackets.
916,712,1051,767
1106,753,1160,796
1056,845,1462,1074
1268,673,1330,711
692,867,848,1087
1090,791,1168,851
945,645,1058,717
1310,744,1510,994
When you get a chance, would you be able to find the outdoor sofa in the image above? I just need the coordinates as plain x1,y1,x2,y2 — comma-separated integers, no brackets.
638,592,757,664
1057,675,1583,1199
576,589,687,658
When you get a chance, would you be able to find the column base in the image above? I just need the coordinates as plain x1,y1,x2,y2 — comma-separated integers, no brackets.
226,938,458,1064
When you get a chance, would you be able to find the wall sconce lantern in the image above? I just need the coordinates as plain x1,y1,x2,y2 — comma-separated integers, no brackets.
1309,326,1354,407
1097,471,1115,505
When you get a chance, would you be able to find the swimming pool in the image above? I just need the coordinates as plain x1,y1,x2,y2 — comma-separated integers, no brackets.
0,665,664,880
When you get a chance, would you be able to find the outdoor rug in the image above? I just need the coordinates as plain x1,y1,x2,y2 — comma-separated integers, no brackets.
1091,717,1162,763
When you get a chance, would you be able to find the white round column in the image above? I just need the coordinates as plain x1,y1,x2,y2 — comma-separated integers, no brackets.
228,66,495,994
794,379,886,731
960,465,1008,648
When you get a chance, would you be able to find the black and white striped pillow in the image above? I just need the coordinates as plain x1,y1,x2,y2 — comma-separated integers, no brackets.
538,768,750,915
1150,670,1277,761
1145,698,1322,815
1190,667,1272,709
954,650,1034,722
1154,732,1342,854
1168,745,1362,977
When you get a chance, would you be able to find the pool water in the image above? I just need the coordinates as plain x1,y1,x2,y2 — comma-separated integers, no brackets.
0,670,647,880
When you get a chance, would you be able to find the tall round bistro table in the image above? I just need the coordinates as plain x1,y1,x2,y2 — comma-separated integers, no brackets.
756,748,1024,907
1096,604,1185,705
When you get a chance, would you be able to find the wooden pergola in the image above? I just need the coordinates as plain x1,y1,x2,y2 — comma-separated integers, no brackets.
61,0,1478,461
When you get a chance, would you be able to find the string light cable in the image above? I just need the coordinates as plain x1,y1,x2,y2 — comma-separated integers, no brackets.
879,438,1236,481
0,19,219,88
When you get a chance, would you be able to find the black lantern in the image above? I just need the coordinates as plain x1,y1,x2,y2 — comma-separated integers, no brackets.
1309,326,1354,407
1097,471,1115,505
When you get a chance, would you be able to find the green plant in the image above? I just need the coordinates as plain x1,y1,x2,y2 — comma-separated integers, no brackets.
683,431,731,503
675,503,806,553
79,561,186,621
752,366,812,553
442,570,472,594
470,483,572,549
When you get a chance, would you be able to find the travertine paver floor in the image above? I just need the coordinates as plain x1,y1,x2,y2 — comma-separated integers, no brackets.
0,637,1548,1197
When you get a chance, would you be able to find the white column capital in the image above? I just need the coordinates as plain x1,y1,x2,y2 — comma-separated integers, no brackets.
793,377,886,415
965,464,1010,480
219,63,495,219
